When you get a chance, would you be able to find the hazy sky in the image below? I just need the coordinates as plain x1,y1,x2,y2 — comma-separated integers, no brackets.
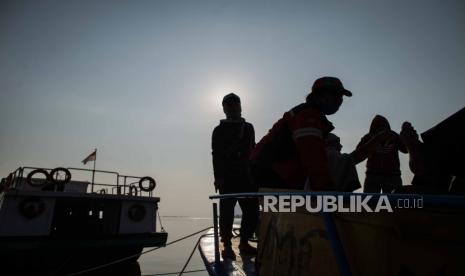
1,0,464,216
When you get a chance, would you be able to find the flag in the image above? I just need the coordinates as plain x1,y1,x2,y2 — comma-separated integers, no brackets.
82,150,96,165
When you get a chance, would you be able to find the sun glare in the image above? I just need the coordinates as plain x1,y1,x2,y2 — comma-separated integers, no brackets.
208,82,243,110
204,77,256,117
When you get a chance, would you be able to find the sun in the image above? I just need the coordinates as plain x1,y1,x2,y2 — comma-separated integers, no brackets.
204,77,255,115
209,91,226,108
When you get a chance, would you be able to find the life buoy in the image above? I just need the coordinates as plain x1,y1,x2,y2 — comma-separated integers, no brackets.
49,167,71,184
138,176,156,192
128,203,146,222
19,197,45,219
26,169,50,187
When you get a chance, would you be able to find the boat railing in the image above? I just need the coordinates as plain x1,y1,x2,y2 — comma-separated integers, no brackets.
7,166,156,198
208,191,465,276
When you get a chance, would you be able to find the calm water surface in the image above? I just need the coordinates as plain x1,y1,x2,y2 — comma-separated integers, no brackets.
138,216,212,276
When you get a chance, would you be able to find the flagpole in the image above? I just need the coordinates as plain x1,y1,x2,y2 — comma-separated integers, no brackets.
91,148,96,193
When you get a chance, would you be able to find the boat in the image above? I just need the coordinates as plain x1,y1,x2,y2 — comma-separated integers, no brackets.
0,166,168,274
201,191,465,276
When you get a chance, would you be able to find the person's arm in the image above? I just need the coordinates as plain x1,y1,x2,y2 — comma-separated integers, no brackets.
356,134,370,149
212,127,225,192
399,122,425,174
239,123,255,156
351,131,397,164
290,111,332,190
407,142,425,174
351,134,372,164
397,135,408,154
250,124,256,149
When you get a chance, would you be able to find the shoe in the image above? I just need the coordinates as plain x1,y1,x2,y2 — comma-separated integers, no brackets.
221,245,236,260
238,242,257,255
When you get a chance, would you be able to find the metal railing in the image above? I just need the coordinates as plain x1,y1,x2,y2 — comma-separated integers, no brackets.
7,166,156,198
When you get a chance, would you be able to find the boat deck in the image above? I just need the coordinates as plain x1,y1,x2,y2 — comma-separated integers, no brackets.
198,227,256,276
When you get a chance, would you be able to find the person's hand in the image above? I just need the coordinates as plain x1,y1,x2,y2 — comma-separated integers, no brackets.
400,121,419,147
374,130,397,144
214,178,224,193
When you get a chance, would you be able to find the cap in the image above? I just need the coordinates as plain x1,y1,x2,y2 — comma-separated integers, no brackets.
222,93,241,105
311,77,352,97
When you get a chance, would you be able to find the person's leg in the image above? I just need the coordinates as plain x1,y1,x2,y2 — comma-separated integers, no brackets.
363,174,381,193
381,174,403,193
392,174,403,191
238,198,259,242
219,198,236,247
237,198,259,254
219,197,237,259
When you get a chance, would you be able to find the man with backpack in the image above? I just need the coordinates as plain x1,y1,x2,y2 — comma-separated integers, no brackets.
250,77,352,191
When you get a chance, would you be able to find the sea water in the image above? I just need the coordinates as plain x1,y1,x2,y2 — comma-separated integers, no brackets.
138,216,212,276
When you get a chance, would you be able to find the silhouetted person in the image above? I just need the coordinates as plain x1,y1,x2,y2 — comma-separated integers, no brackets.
399,108,465,194
399,122,428,183
399,122,452,193
250,76,352,191
357,115,407,193
211,93,259,259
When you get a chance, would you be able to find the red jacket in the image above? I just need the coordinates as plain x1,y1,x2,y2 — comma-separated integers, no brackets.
250,102,334,190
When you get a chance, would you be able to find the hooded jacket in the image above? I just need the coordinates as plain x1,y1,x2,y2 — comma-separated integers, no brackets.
357,115,407,174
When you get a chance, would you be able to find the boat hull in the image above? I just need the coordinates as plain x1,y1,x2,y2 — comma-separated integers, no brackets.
0,232,167,273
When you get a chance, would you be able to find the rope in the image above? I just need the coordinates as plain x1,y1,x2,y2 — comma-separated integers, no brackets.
50,255,74,276
65,226,212,276
144,232,215,276
157,211,166,232
178,234,203,275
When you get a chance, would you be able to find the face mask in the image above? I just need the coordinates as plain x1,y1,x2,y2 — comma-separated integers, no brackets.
320,104,339,115
317,94,342,115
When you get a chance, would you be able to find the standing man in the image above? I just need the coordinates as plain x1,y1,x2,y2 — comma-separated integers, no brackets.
250,77,352,191
212,93,258,259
